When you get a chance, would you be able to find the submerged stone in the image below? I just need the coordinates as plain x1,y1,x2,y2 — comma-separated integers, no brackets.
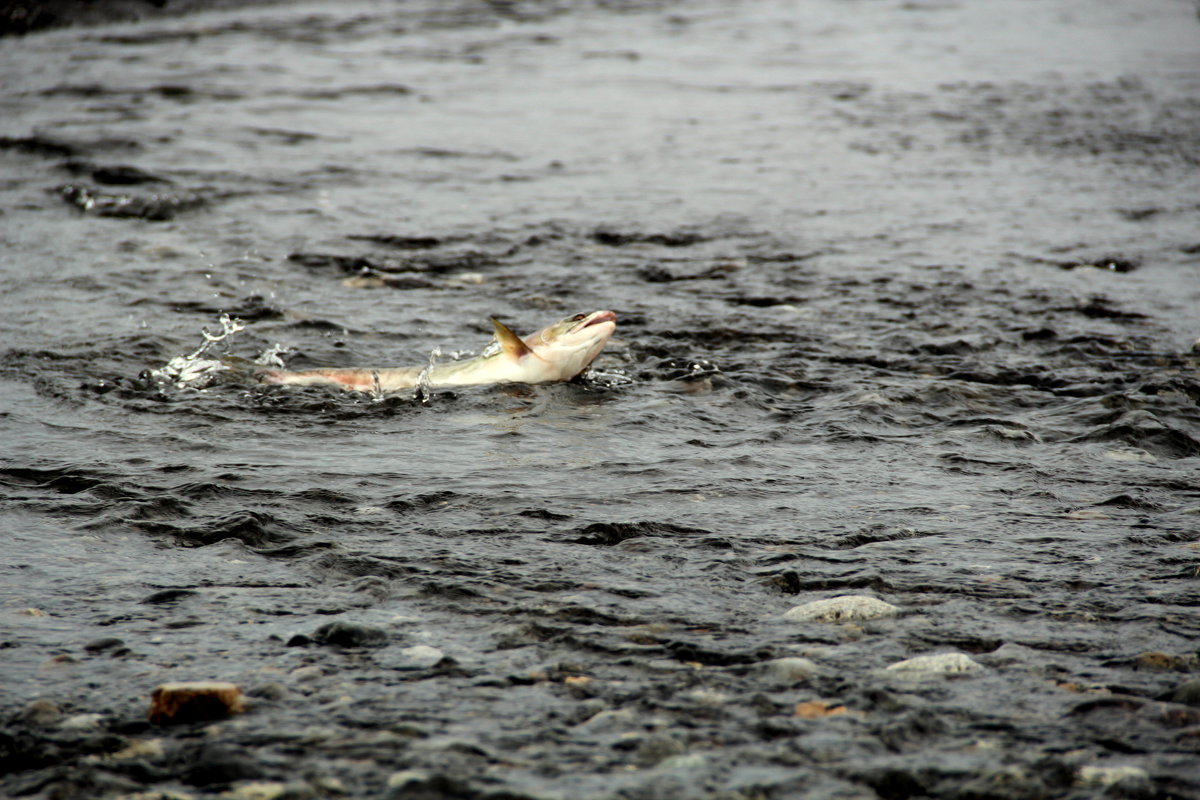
20,699,62,726
1157,678,1200,706
312,621,389,648
885,653,982,674
762,657,821,683
1077,765,1150,791
782,595,900,623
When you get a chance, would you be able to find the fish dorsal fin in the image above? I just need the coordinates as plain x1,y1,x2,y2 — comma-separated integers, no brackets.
490,318,534,361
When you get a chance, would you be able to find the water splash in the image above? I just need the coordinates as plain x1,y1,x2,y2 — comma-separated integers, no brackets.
149,314,245,389
254,342,290,369
413,346,443,404
581,367,636,389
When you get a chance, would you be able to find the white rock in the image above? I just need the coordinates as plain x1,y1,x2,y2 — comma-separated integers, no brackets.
397,645,444,669
386,770,431,789
220,782,312,800
885,652,982,674
683,688,729,706
1077,765,1150,788
576,708,637,733
762,657,820,683
60,713,104,730
109,739,165,761
289,665,324,683
657,752,707,771
782,595,899,623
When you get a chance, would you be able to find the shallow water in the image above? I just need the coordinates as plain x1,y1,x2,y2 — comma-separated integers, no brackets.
2,1,1200,798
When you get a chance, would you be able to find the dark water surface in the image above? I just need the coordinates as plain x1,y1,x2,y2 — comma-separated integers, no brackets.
3,1,1200,798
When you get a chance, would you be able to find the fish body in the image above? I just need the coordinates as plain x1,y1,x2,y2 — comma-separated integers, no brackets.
261,310,616,393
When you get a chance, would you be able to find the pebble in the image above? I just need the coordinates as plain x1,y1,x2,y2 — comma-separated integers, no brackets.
762,657,820,683
885,652,982,674
782,595,899,623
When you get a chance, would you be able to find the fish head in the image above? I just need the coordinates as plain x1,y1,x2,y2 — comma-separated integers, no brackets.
529,310,617,379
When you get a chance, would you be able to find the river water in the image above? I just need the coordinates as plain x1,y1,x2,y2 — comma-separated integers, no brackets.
2,1,1199,798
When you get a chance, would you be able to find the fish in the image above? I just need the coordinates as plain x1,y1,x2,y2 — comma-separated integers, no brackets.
260,310,617,392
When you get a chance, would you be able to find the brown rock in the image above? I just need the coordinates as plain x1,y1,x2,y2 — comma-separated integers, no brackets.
794,700,849,719
148,681,244,725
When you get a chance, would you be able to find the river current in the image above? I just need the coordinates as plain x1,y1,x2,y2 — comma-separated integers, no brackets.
2,1,1199,798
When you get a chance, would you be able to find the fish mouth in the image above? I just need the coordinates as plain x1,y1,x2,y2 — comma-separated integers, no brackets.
578,310,616,330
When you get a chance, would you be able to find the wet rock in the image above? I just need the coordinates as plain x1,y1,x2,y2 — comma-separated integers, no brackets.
141,588,199,604
222,781,317,800
289,665,324,683
1058,255,1140,272
391,644,445,669
794,700,849,719
148,681,244,725
109,738,165,760
40,653,80,669
1077,764,1151,792
657,752,708,771
178,742,261,787
591,228,708,247
571,520,710,546
311,621,389,648
576,707,638,734
385,770,467,800
348,233,444,249
84,636,125,653
885,652,982,675
1132,651,1192,671
633,734,685,766
60,712,105,729
762,656,820,684
247,682,288,702
1157,679,1200,706
19,699,62,726
782,595,899,623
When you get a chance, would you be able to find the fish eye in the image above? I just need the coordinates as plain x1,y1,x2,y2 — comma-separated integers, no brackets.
571,313,587,321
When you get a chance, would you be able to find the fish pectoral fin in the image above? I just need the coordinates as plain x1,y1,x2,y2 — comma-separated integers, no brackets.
491,318,534,361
